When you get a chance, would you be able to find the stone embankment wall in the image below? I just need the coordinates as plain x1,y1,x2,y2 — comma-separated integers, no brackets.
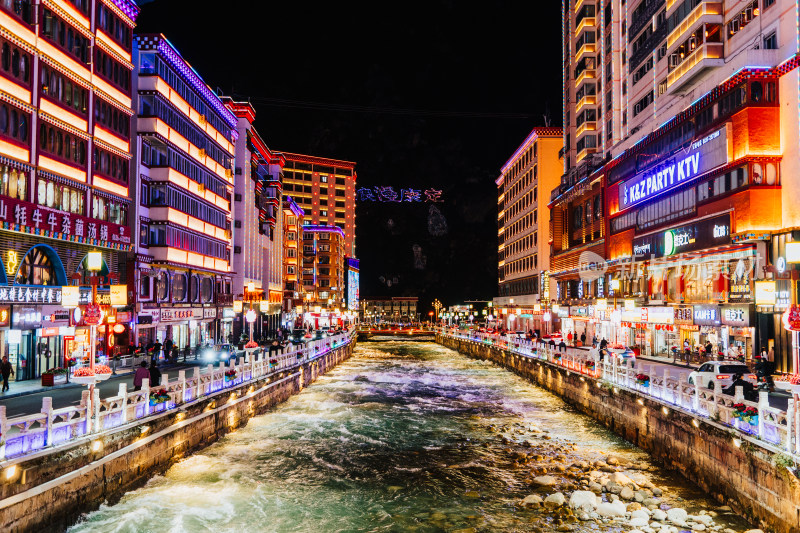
0,342,354,532
438,334,800,533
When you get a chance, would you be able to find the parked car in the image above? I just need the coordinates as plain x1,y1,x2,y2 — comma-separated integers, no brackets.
688,361,756,389
200,344,237,364
289,329,309,344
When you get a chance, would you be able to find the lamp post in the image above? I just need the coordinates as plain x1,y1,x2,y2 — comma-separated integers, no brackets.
86,251,103,374
610,278,621,345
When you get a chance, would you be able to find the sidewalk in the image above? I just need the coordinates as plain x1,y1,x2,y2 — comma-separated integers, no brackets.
1,367,136,400
636,352,700,370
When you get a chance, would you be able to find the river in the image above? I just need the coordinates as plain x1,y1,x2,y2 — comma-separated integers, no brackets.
68,341,753,532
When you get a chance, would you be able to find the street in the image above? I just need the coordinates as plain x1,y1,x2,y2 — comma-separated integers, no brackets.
0,360,207,419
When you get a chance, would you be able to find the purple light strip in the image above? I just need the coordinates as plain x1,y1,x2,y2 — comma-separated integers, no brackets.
285,197,305,218
155,38,238,132
110,0,140,21
304,224,345,237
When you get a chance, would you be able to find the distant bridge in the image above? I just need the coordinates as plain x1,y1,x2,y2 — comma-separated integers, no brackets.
356,327,436,341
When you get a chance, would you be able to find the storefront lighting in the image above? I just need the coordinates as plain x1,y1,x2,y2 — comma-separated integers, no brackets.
662,407,669,415
610,279,620,291
637,398,645,406
5,465,16,480
692,419,700,428
624,299,635,310
786,242,800,263
91,440,102,452
87,251,103,272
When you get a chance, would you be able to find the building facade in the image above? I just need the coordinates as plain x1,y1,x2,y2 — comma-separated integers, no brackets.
224,99,284,341
282,195,304,328
301,224,347,325
0,0,139,381
361,297,418,324
495,127,562,335
130,34,237,352
555,0,800,371
280,152,357,257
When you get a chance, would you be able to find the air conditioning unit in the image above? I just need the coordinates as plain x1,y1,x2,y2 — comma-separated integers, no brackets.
234,246,241,254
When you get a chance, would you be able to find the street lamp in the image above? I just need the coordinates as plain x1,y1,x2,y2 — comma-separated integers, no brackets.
86,251,102,374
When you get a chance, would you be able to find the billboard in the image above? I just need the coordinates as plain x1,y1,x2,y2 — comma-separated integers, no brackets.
347,268,359,311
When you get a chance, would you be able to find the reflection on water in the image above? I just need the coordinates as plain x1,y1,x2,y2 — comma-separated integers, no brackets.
69,341,752,532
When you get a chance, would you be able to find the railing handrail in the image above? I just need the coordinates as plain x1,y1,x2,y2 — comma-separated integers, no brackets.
0,329,357,462
437,329,800,459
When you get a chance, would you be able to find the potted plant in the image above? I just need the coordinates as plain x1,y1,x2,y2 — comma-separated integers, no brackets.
149,388,170,406
269,358,278,368
224,369,237,382
41,367,66,386
94,364,112,381
635,373,650,387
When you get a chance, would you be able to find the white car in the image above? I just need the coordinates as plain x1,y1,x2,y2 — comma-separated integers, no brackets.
687,361,756,390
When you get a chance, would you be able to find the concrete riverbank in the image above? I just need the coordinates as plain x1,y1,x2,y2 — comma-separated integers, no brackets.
0,341,354,532
438,334,800,533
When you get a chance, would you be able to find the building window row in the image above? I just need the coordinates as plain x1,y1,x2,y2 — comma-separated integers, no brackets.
140,94,231,169
39,122,85,166
138,53,232,140
149,182,228,229
94,96,130,138
36,177,83,214
148,224,229,260
0,0,33,24
632,91,654,117
91,195,127,225
0,165,27,200
1,38,31,86
0,103,30,145
41,9,90,64
506,211,537,239
141,140,229,198
94,47,131,93
96,2,132,49
727,1,759,39
41,63,88,116
498,275,539,297
93,146,129,184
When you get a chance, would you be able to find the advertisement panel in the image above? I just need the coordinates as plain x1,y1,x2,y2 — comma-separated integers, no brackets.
632,214,731,259
347,268,360,311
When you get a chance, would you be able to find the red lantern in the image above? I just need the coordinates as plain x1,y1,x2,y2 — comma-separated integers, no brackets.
113,323,125,334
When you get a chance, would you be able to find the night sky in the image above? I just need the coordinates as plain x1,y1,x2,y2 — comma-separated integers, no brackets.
134,0,563,314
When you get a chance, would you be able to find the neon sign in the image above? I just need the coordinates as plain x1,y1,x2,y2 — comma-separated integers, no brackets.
619,126,729,210
357,187,443,203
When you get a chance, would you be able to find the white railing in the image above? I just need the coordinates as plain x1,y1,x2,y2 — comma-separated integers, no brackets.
0,330,356,461
438,328,800,458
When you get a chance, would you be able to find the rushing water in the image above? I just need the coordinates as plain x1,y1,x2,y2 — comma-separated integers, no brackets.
69,341,751,533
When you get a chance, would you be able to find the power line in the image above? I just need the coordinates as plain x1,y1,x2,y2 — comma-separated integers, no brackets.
232,94,534,119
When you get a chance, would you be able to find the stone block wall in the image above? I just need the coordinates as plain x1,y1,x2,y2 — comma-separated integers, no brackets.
438,335,800,533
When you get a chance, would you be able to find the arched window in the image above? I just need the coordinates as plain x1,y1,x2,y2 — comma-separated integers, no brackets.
200,277,213,302
172,273,186,302
156,271,169,301
15,246,65,286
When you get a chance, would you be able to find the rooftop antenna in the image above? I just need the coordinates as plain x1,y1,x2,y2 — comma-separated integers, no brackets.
543,102,552,127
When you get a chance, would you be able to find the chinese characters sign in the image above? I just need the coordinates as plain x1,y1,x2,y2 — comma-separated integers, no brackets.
356,187,443,203
0,196,132,250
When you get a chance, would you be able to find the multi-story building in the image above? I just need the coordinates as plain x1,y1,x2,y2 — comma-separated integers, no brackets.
557,0,800,371
280,152,357,257
224,99,285,341
361,297,418,324
301,224,346,324
0,0,139,381
282,195,304,328
495,127,562,335
130,34,237,351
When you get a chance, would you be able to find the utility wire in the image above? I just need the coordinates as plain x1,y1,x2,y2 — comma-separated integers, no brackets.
231,94,534,119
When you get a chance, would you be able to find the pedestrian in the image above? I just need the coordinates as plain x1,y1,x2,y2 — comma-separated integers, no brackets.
559,340,567,352
592,335,597,347
152,339,162,364
149,362,162,387
567,332,573,345
704,341,713,358
548,338,556,348
164,337,173,363
133,361,150,391
768,344,775,361
1,355,14,392
600,338,608,350
580,332,586,346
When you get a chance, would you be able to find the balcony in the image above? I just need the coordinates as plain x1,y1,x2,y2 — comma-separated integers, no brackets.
667,2,722,50
574,16,595,37
574,0,592,13
575,42,596,63
575,120,596,138
575,68,595,88
667,42,724,92
576,146,598,163
575,94,596,113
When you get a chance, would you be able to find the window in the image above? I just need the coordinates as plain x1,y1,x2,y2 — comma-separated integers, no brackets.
38,122,86,166
0,38,30,85
93,146,129,183
0,103,29,145
96,2,131,49
139,275,151,298
0,164,28,200
94,47,130,93
1,0,33,24
90,195,127,224
41,63,87,115
94,96,130,138
36,178,83,214
287,265,295,274
763,32,777,50
15,247,57,285
41,9,89,63
633,91,654,117
141,141,228,198
172,273,186,302
149,183,227,228
140,222,149,247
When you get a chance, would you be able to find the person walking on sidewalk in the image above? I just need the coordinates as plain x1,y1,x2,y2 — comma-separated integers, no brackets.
133,361,150,391
1,355,13,392
149,362,162,387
